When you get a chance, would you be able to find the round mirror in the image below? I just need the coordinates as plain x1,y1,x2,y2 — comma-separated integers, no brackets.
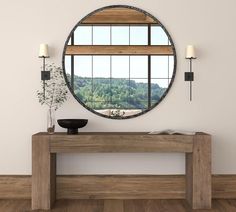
63,5,176,119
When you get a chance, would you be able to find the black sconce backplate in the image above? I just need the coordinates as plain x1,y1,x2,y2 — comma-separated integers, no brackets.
41,71,50,80
185,72,194,81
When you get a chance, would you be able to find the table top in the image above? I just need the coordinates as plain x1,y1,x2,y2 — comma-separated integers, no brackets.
34,132,209,136
32,132,210,153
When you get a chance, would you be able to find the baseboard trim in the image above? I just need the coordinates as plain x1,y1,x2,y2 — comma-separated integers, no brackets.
0,175,235,199
0,175,31,199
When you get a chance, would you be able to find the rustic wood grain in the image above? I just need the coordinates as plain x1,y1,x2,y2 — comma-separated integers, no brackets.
186,134,212,209
212,175,236,198
1,175,236,200
63,199,104,212
0,176,31,199
32,134,56,210
0,200,31,212
1,199,236,212
31,132,211,209
49,133,193,153
81,7,157,24
104,200,124,212
56,175,185,200
65,45,174,55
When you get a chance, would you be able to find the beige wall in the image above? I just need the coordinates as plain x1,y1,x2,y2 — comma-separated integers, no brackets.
0,0,236,174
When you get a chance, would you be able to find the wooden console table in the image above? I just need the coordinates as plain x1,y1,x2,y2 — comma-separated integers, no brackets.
32,132,211,210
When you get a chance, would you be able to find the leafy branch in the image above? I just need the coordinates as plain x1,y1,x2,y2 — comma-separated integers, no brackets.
37,63,68,110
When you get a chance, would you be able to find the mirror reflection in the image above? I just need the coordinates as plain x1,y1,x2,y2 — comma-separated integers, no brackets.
63,6,176,119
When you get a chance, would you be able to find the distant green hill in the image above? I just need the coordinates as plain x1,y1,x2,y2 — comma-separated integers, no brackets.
71,75,166,110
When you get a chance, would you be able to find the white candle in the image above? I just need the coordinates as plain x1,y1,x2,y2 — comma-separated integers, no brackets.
39,44,49,57
186,45,196,59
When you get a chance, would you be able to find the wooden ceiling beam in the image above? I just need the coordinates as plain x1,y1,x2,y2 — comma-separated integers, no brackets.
65,45,174,55
81,8,158,24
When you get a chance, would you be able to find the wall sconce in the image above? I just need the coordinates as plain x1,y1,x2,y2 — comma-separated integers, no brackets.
39,44,50,98
185,45,197,101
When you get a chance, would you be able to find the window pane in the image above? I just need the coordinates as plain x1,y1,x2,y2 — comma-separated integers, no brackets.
130,26,148,45
112,26,129,45
112,56,129,78
168,56,174,78
74,78,92,102
74,26,92,45
67,38,71,45
152,79,168,89
93,56,110,78
64,56,71,84
151,26,169,45
131,101,148,110
130,79,148,106
93,78,111,102
151,101,159,107
94,102,112,110
110,102,130,110
110,107,142,117
151,79,168,102
93,26,110,45
130,56,148,78
64,56,71,75
74,56,92,78
151,56,169,78
111,79,129,102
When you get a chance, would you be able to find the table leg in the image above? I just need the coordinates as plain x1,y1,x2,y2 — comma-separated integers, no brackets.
32,135,56,210
186,134,211,209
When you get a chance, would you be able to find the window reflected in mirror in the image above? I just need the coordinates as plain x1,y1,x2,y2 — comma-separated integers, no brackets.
63,6,176,119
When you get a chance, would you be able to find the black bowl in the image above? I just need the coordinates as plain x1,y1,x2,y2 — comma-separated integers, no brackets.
57,119,88,134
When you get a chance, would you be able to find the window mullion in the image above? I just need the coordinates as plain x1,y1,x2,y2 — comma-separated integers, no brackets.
91,25,94,106
129,25,131,105
110,25,112,105
148,24,151,109
71,32,74,91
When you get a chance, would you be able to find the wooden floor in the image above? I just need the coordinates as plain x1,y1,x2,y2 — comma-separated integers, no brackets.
1,199,236,212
